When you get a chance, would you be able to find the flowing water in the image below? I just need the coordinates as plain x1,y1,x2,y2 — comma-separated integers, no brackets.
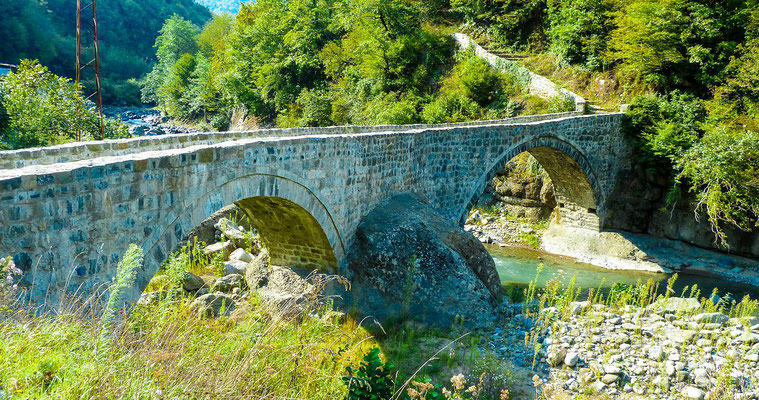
488,244,759,301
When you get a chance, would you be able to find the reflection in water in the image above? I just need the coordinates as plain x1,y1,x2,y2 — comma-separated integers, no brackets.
488,244,759,301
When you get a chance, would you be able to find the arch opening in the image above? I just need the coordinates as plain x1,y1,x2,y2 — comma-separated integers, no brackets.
235,196,338,270
464,138,602,232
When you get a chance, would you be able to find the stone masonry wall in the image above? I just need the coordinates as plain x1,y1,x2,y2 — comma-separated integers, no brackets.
0,114,626,306
453,33,587,113
0,112,582,171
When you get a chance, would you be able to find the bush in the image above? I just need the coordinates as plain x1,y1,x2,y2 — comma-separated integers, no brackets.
677,128,759,246
0,60,128,149
423,93,482,123
343,347,396,400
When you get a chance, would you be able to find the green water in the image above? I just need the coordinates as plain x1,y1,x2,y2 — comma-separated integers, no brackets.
488,244,759,301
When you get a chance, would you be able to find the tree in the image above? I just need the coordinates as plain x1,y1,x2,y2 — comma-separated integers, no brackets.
141,15,201,104
451,0,547,50
546,0,614,70
607,0,749,93
0,60,126,149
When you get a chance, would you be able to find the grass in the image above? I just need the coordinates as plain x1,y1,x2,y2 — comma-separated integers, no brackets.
0,290,379,399
0,242,526,400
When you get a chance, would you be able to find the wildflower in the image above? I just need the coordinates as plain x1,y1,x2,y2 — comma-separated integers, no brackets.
442,387,452,397
532,374,543,388
407,388,420,399
500,389,510,400
451,373,466,391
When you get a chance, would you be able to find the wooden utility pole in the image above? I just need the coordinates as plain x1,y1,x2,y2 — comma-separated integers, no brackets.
76,0,105,140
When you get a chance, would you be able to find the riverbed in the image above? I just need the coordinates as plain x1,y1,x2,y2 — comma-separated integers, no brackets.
488,244,759,301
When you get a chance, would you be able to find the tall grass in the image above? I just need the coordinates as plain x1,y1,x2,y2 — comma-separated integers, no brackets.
0,289,378,399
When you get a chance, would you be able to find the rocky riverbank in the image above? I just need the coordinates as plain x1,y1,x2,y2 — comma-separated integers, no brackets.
104,107,204,136
466,203,759,288
489,295,759,400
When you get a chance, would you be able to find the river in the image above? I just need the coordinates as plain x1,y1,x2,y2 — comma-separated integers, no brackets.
488,244,759,301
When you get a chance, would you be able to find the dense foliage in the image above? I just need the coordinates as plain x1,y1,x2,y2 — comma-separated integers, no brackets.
0,60,127,149
142,0,567,130
0,0,211,105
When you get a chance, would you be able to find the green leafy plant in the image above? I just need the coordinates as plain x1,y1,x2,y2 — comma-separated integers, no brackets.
343,347,396,400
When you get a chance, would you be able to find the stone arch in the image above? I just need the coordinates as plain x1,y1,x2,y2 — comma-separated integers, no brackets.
460,135,603,230
133,173,344,298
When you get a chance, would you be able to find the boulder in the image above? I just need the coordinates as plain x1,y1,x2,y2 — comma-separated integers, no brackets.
214,274,245,292
204,241,234,259
693,312,728,325
183,205,252,248
224,260,248,276
181,271,205,292
229,248,254,263
245,249,270,289
214,218,249,248
256,264,314,318
191,293,235,317
137,291,164,306
268,266,313,295
341,193,501,329
651,297,701,314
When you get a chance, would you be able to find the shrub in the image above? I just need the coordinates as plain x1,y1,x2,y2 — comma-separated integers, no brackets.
423,93,482,123
1,60,128,149
343,347,395,400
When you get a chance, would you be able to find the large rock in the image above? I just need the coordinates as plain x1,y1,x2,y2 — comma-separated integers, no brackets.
214,274,245,292
651,297,701,314
245,249,270,289
214,218,250,249
181,271,206,292
191,293,235,317
229,248,254,263
183,205,252,248
224,260,248,276
257,265,314,318
341,193,501,329
204,241,234,259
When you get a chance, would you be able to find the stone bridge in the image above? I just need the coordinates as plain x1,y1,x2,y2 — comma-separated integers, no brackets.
0,112,628,304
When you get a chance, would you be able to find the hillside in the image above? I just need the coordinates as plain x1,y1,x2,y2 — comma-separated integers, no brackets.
0,0,211,105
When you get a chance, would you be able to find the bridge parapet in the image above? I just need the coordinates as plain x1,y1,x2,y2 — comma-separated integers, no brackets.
0,112,583,171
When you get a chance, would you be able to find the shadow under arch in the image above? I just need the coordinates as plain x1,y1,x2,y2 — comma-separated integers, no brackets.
459,135,603,229
134,173,345,297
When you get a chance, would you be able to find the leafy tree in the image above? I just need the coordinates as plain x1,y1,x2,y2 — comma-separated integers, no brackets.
546,0,614,70
677,128,759,245
157,53,198,118
451,0,547,50
224,0,337,121
607,0,749,93
0,60,126,149
142,15,201,105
